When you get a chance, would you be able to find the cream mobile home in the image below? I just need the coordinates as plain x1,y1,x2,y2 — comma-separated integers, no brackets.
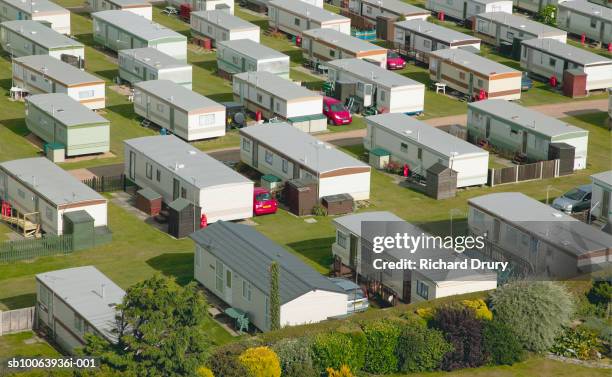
240,123,371,200
348,0,430,23
92,10,187,61
302,28,388,68
133,80,225,141
12,55,105,109
190,10,260,45
557,1,612,44
119,47,193,89
217,39,290,79
0,0,70,34
168,0,235,13
474,12,567,47
365,113,489,187
425,0,512,23
325,58,425,114
268,0,351,37
124,135,253,222
88,0,152,20
591,171,611,227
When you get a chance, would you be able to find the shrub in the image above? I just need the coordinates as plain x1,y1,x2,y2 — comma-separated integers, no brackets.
432,306,486,371
362,320,402,374
238,347,281,377
489,281,575,353
272,338,317,377
326,365,354,377
207,343,248,377
461,299,493,321
196,367,214,377
416,307,435,322
582,317,612,346
311,331,365,372
587,279,611,315
482,319,525,365
550,327,603,360
312,205,328,216
396,323,453,373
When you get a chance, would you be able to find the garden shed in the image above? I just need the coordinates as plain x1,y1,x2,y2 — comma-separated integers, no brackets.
426,163,457,199
119,47,193,89
168,198,197,239
63,210,95,251
135,187,162,216
284,178,318,216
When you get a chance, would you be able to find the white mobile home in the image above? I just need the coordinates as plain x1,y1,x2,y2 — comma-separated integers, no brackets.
190,10,260,45
26,93,110,157
428,48,522,100
474,12,568,46
92,10,187,61
88,0,153,20
512,0,560,14
468,192,612,278
240,123,371,200
133,80,225,141
233,71,326,133
365,113,489,187
268,0,351,37
217,39,290,79
0,157,108,235
557,1,612,44
0,0,70,34
192,221,347,331
325,58,425,114
591,171,611,227
0,20,84,64
425,0,512,23
119,47,193,89
302,28,388,67
520,38,612,91
36,267,125,353
12,55,105,109
467,99,589,169
124,135,253,222
168,0,235,13
394,19,482,63
349,0,430,23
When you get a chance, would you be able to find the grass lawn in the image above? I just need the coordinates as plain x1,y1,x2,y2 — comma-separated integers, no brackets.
0,332,60,358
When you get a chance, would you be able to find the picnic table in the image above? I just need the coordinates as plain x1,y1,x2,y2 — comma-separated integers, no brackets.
224,307,249,334
162,6,178,15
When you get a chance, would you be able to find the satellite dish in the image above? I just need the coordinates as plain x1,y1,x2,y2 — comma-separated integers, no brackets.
234,112,245,126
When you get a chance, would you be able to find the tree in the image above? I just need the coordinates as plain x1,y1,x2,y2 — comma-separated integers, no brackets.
536,5,557,26
81,275,211,377
269,261,281,331
396,323,453,372
238,347,281,377
482,319,525,365
489,281,575,353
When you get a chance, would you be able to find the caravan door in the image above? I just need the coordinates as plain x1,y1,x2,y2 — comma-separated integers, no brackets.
357,82,373,107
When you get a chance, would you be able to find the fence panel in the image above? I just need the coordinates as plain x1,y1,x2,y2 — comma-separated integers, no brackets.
81,174,132,193
489,160,561,186
0,307,35,335
542,160,557,178
0,235,73,264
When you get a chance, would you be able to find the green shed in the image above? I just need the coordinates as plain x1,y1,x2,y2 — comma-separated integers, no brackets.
369,148,391,170
63,210,95,251
261,174,282,191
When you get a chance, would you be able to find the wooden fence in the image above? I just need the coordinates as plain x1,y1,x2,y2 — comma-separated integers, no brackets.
81,174,133,193
0,307,35,335
0,235,73,264
488,159,560,186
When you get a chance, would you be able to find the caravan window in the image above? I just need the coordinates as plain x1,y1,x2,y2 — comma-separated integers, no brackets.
416,280,429,299
549,58,556,67
156,169,161,182
156,103,164,113
242,138,251,152
459,72,466,80
45,207,53,221
329,49,335,58
265,150,273,165
74,314,84,332
477,79,483,87
181,187,187,199
199,114,215,126
507,31,514,40
282,158,288,173
79,90,94,99
337,231,347,248
446,0,453,4
477,20,488,33
294,18,300,26
474,5,481,12
417,148,422,160
423,40,431,49
366,6,372,14
400,142,408,153
257,93,263,103
146,163,153,179
242,280,252,301
590,18,597,28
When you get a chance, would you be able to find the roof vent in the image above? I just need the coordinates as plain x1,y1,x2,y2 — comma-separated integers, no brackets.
188,150,197,155
552,213,562,218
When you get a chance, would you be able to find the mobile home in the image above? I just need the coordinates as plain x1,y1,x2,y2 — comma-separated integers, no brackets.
467,99,589,169
168,0,234,13
0,20,84,64
512,0,560,14
124,135,253,222
325,58,425,114
0,157,108,235
474,12,567,48
239,123,371,200
365,113,489,187
348,0,430,23
36,267,125,353
591,171,611,227
0,0,70,34
192,221,347,332
424,0,512,23
520,38,612,91
88,0,152,20
92,10,187,61
217,39,290,79
268,0,351,37
557,1,612,44
133,80,225,141
428,48,522,100
394,19,482,62
302,28,388,68
118,47,193,89
232,71,326,133
25,93,110,156
12,55,105,109
190,10,260,45
468,192,612,278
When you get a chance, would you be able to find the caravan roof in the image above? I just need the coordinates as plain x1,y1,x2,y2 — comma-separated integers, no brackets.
325,58,422,88
361,0,430,16
2,0,66,14
120,48,189,70
269,0,349,23
218,39,287,61
27,93,107,126
14,55,102,86
134,80,223,112
476,12,566,37
522,38,611,66
191,10,259,31
303,28,386,53
395,19,480,45
92,10,185,42
234,71,320,101
559,1,612,20
429,48,518,75
1,20,83,49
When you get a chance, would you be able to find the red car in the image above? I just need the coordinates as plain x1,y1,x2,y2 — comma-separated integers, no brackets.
323,97,352,125
386,50,406,70
253,187,277,216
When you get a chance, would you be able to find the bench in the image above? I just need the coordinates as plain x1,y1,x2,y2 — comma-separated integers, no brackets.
224,307,249,334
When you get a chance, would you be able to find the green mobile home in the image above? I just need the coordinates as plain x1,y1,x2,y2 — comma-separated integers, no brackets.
25,93,110,157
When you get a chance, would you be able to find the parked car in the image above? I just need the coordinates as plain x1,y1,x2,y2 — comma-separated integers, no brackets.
386,50,406,70
253,187,277,215
329,277,369,313
552,184,592,214
323,96,352,125
521,72,533,91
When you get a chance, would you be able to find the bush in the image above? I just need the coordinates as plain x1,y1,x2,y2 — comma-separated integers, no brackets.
207,343,248,377
311,331,365,373
416,307,435,322
489,281,575,353
587,279,611,315
550,327,603,360
482,319,525,365
326,365,354,377
461,299,493,321
312,205,328,216
196,367,214,377
396,322,453,373
362,320,402,374
238,347,281,377
582,317,612,346
432,306,486,371
272,338,317,377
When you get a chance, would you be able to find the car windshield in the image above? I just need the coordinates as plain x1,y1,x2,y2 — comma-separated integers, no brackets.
563,188,586,201
347,288,365,300
388,51,399,58
329,102,345,112
255,192,272,201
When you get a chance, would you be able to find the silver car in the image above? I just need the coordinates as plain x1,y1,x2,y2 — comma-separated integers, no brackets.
329,277,369,313
552,184,592,214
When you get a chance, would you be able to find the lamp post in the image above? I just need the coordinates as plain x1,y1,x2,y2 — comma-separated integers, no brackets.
545,185,562,204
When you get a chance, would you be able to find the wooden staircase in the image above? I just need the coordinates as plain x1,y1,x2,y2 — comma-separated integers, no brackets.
1,211,41,238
